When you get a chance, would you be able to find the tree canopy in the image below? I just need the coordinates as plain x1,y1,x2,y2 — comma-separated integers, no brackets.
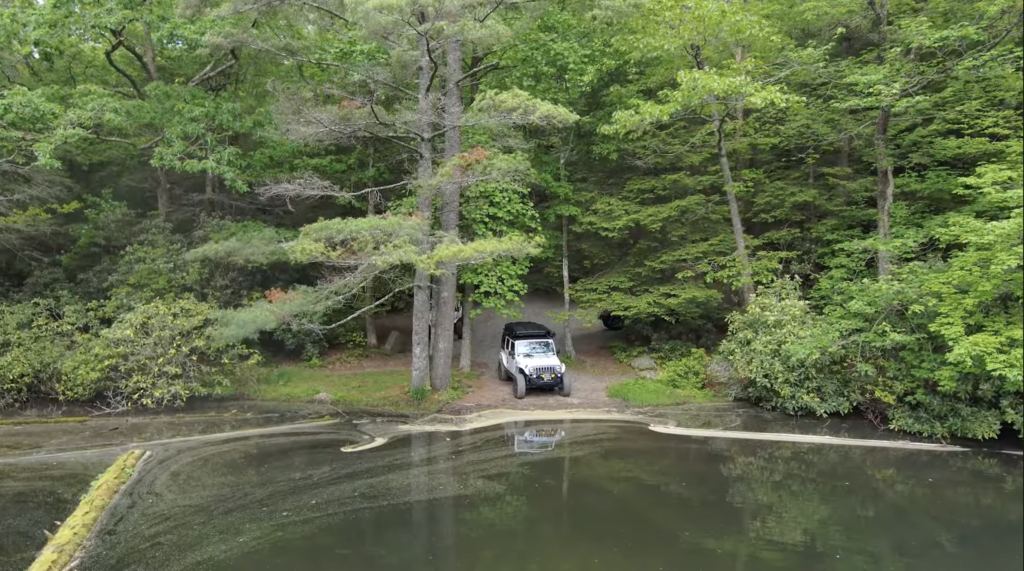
2,0,1021,439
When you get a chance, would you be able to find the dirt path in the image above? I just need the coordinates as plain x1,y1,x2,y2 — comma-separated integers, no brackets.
445,352,634,414
371,292,637,412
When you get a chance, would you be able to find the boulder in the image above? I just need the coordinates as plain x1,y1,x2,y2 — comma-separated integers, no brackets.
630,355,658,371
382,330,402,355
313,392,332,405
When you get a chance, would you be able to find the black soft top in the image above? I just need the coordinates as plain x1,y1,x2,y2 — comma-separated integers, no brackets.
503,321,555,339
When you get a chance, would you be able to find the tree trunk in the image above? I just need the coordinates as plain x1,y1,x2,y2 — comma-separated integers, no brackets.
839,131,851,169
713,116,754,307
410,28,435,391
875,104,894,276
561,215,576,360
458,283,474,372
429,36,464,391
432,431,457,568
156,168,171,220
410,432,429,563
204,170,216,213
365,191,379,349
870,0,894,277
140,22,159,82
733,45,746,165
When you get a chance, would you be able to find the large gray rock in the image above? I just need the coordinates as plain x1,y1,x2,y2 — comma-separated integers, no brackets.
630,355,658,371
382,330,402,355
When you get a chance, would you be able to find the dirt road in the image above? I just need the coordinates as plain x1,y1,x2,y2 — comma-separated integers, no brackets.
375,292,635,410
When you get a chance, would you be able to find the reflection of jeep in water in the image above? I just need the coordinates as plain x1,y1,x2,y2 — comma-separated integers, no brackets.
503,422,566,453
498,322,570,399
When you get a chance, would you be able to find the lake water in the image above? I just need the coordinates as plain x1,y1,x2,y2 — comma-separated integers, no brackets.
69,420,1022,571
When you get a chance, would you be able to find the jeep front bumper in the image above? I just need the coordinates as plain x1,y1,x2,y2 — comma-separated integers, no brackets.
526,373,563,387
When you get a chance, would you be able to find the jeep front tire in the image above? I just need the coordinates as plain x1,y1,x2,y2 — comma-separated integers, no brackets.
513,373,526,399
559,374,572,397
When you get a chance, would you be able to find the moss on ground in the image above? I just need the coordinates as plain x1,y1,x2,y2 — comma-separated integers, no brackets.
27,449,145,571
239,366,472,413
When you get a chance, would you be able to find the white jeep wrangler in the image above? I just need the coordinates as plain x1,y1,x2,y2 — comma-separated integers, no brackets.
497,321,570,399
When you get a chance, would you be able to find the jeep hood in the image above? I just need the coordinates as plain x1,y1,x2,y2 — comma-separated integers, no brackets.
520,355,561,367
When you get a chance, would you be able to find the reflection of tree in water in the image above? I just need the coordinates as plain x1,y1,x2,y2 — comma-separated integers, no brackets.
718,443,1024,570
80,424,592,571
569,434,1022,571
75,422,1022,571
462,420,581,536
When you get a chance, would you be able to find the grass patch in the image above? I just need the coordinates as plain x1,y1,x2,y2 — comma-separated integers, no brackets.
607,379,717,407
28,449,145,571
239,366,472,413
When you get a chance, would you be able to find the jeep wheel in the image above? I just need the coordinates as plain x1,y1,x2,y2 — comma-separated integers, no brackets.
513,373,526,399
602,315,625,330
497,361,505,382
558,375,572,397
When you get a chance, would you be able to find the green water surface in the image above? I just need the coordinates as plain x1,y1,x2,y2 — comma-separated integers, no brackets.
74,421,1023,571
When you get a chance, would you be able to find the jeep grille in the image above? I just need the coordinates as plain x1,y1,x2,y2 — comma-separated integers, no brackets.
533,366,560,376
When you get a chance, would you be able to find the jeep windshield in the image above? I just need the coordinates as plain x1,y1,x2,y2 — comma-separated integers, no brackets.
517,340,555,356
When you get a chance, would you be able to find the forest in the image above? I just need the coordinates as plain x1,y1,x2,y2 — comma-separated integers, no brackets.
1,0,1021,440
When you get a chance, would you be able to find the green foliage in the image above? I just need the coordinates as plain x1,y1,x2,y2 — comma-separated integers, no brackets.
59,297,257,407
0,296,255,409
460,180,543,315
187,221,297,267
104,227,206,312
2,0,1021,441
657,348,710,391
0,297,96,407
719,279,862,417
608,343,715,406
469,88,580,129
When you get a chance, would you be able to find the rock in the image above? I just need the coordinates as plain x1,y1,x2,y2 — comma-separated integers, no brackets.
706,356,735,386
313,392,332,405
630,355,658,371
638,370,658,379
382,330,402,355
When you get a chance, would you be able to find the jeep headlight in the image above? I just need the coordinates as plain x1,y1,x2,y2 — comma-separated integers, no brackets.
526,366,534,375
559,363,566,373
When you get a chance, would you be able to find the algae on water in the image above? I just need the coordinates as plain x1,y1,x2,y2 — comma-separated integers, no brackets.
26,450,145,571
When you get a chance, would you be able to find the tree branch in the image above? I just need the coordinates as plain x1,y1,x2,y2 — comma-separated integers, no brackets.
104,38,146,99
301,1,349,22
120,40,152,80
189,49,240,87
312,285,412,331
247,41,417,98
258,175,407,200
897,9,1022,98
477,0,506,23
449,60,499,93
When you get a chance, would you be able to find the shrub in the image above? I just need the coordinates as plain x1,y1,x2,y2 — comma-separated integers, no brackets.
656,348,710,391
58,297,258,408
0,297,96,408
718,279,862,417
